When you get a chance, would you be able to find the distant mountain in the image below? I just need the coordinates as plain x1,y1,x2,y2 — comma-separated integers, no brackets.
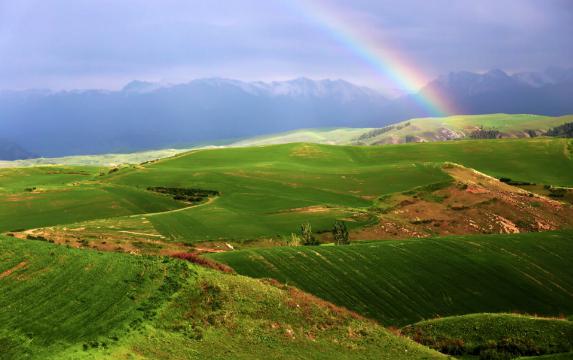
0,140,37,160
0,78,388,157
0,69,572,157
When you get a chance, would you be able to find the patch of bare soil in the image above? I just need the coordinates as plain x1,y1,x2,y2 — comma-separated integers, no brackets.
352,164,573,240
0,261,27,279
10,216,191,256
289,144,325,158
279,205,333,214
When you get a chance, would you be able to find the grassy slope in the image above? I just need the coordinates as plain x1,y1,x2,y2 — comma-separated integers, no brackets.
232,114,573,147
0,166,185,232
211,230,573,327
0,235,443,360
106,138,573,242
1,138,570,241
105,143,452,242
231,127,372,146
402,313,573,356
0,235,187,359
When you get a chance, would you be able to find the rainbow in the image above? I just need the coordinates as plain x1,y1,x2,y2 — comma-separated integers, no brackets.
284,0,457,116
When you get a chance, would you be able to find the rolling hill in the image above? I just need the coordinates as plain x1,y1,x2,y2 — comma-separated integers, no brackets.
211,230,573,326
1,138,572,248
1,135,573,359
0,234,444,360
233,114,573,147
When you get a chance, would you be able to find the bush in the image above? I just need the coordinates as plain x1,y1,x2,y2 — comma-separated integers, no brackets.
148,186,219,204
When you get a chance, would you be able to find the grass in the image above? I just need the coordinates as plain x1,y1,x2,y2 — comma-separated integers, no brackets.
0,235,444,360
0,235,188,359
210,230,573,327
105,139,573,242
401,313,573,357
1,138,571,242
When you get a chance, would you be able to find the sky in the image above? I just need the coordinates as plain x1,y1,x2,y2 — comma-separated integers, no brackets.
0,0,572,95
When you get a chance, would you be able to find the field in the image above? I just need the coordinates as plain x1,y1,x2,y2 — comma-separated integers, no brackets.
211,230,573,326
0,235,444,360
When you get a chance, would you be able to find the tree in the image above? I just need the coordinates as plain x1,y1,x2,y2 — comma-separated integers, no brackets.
300,222,319,246
332,220,350,245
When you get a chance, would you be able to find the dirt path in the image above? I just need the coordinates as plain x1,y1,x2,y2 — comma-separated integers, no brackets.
142,196,219,217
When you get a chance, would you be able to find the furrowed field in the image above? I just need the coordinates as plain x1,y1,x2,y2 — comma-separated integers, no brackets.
0,234,188,359
211,230,573,326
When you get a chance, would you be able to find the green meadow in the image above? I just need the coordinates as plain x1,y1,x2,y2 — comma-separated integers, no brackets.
0,138,571,242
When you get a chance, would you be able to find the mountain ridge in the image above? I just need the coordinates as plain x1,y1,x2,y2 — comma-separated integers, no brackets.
1,68,572,157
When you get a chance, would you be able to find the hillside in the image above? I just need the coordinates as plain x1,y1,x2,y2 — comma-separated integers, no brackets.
1,113,570,168
1,139,572,248
234,114,573,147
0,235,444,360
211,230,573,326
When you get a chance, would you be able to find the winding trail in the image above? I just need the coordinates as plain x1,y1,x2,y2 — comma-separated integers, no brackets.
133,195,219,218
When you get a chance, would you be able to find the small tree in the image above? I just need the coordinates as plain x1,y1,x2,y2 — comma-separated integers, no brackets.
300,222,319,246
332,220,350,245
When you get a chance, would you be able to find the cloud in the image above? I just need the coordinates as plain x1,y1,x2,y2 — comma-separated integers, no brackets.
0,0,571,91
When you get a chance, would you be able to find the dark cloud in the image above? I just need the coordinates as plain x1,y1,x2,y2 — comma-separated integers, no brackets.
0,0,571,92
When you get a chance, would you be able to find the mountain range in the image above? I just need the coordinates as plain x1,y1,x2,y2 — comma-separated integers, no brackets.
0,67,572,159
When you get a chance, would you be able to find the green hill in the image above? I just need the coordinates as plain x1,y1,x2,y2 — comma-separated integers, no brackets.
402,313,573,358
2,114,570,169
210,230,573,327
0,235,444,360
1,138,572,244
233,114,573,146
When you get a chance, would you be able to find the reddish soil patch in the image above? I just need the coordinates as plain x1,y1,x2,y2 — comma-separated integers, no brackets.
0,261,27,279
